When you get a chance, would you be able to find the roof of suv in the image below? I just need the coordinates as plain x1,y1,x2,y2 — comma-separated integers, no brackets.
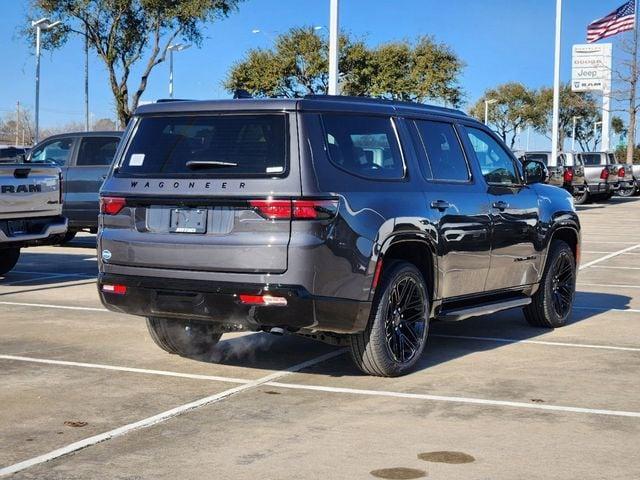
134,95,471,121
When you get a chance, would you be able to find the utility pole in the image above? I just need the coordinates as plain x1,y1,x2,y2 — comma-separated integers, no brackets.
550,0,563,166
15,102,20,146
32,18,61,144
626,0,639,165
84,21,89,131
328,0,339,95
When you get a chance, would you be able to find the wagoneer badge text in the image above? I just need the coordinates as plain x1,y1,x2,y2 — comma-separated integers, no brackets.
129,181,246,190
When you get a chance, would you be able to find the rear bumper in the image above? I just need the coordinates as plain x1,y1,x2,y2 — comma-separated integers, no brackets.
0,216,67,248
586,182,614,194
98,273,371,335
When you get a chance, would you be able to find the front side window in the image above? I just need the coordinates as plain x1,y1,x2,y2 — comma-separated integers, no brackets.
524,153,549,165
77,137,119,166
30,138,74,166
322,114,404,180
413,120,469,182
466,127,520,185
118,114,288,177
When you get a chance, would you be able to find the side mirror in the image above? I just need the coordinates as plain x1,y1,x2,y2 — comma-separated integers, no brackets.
523,159,548,185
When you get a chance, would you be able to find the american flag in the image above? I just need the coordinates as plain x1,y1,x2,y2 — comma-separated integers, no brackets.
587,0,636,43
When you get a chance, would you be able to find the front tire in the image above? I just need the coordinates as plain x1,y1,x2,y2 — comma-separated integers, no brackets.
349,261,429,377
573,189,589,205
146,317,222,356
524,240,576,328
618,185,636,197
0,248,20,275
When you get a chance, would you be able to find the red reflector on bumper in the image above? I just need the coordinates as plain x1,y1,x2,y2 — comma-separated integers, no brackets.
239,294,288,306
102,284,127,295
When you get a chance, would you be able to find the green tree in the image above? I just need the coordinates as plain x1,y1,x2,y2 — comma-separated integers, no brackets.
469,83,537,149
26,0,242,125
225,28,464,106
531,84,601,151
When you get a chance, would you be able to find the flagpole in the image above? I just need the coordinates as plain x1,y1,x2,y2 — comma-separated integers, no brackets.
550,0,562,166
627,0,638,164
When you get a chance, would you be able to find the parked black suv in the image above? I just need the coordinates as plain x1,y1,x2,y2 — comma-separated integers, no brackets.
98,96,580,377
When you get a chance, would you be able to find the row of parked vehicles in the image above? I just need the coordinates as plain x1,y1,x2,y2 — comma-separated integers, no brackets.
0,131,122,274
0,96,634,376
517,150,639,204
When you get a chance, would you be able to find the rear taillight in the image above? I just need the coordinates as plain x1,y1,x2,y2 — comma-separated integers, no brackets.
238,294,288,306
600,168,609,180
618,167,625,178
563,167,574,183
100,196,126,215
102,284,127,295
249,198,338,220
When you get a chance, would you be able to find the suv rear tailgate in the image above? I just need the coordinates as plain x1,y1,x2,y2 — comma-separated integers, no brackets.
99,111,300,275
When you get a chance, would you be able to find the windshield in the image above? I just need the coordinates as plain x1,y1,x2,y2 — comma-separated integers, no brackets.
118,114,288,177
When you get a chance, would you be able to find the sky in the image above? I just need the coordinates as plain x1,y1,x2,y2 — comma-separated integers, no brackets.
0,0,632,149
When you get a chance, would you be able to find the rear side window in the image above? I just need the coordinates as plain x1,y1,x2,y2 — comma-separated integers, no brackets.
322,114,404,180
77,137,119,166
118,115,287,177
581,153,601,165
525,153,549,165
412,120,469,181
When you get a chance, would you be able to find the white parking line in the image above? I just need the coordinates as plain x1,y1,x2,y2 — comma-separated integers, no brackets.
582,241,639,245
590,265,640,270
0,301,108,312
0,274,69,287
11,270,95,278
0,349,345,477
578,282,640,289
0,354,250,384
430,334,640,352
579,244,640,270
265,382,640,419
573,306,640,313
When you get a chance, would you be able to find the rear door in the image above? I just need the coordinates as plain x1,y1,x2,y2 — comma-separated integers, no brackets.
65,135,120,227
409,118,491,298
461,125,541,291
100,112,298,274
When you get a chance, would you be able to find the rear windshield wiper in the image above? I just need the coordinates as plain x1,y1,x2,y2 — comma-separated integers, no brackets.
186,160,238,169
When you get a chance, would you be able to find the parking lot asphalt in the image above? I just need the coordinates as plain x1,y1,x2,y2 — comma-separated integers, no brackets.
2,198,640,479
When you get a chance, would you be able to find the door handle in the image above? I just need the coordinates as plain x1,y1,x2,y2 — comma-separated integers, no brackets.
492,201,509,211
430,200,452,211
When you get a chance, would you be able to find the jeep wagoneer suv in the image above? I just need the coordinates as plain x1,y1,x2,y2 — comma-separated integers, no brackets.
98,96,580,377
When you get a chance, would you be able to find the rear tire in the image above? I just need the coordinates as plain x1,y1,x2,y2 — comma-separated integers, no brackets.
59,230,77,244
146,317,222,356
618,185,636,197
573,189,589,205
349,261,429,377
524,240,576,328
0,248,20,275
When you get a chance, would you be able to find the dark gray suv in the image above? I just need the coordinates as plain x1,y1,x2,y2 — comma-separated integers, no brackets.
98,96,580,377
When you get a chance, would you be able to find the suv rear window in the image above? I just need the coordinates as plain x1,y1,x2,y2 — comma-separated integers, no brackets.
322,114,404,180
118,114,287,177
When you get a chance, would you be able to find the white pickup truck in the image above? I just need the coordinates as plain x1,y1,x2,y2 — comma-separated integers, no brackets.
0,163,67,274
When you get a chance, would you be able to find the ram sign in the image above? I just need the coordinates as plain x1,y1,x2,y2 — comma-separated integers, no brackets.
571,43,612,92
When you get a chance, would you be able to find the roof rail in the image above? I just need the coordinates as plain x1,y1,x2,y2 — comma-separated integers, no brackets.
303,94,467,116
155,98,194,103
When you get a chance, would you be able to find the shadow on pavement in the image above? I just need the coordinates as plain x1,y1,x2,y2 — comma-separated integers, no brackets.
181,291,632,377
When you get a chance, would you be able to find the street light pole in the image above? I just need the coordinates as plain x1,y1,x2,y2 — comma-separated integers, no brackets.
167,43,191,98
550,0,562,167
594,121,602,149
484,98,497,125
84,22,89,131
32,18,61,144
328,0,339,95
571,116,581,152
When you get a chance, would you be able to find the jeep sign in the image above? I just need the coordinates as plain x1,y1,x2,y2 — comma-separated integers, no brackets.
571,43,612,92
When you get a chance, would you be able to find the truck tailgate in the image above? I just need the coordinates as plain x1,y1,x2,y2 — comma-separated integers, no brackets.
0,164,62,220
